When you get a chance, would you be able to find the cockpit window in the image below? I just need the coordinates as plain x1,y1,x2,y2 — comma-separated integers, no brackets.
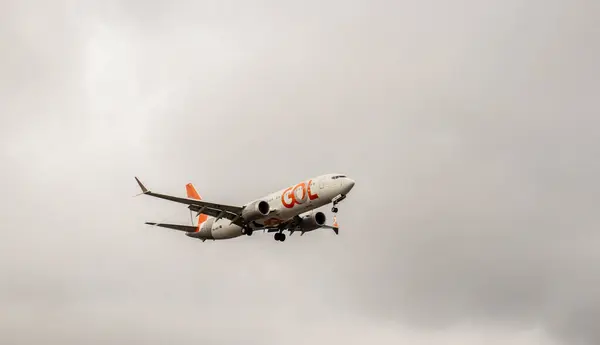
332,175,346,179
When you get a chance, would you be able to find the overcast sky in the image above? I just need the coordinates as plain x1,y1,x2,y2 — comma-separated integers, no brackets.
1,1,599,344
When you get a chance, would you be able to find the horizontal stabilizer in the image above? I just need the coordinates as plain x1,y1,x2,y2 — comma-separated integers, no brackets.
145,222,197,232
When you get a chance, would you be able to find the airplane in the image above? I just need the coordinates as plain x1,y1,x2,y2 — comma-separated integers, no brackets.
134,173,355,242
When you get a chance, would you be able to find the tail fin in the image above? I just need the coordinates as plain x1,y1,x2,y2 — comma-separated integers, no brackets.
186,183,208,231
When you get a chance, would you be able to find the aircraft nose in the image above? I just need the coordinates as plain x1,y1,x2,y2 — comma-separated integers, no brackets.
345,178,355,193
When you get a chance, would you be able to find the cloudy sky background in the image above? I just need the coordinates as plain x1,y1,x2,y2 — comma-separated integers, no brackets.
1,0,599,344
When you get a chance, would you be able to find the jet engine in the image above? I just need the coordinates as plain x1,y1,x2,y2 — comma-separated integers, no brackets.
298,211,327,232
241,200,270,221
199,217,214,232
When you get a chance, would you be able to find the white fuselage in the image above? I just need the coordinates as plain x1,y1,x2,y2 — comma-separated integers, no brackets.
196,173,355,240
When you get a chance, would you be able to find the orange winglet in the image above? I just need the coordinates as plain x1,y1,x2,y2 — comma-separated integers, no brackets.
186,183,202,200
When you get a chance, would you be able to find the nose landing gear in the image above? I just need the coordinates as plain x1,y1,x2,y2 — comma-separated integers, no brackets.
331,194,346,214
330,195,344,234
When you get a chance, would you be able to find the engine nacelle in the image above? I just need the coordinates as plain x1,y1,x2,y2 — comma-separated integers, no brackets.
199,217,214,232
298,211,327,232
241,200,270,221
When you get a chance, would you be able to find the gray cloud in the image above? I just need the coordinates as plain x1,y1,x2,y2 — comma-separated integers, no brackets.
1,1,598,344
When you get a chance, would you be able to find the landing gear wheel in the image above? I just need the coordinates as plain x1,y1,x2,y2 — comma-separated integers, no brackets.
274,232,286,242
246,229,253,236
332,207,339,213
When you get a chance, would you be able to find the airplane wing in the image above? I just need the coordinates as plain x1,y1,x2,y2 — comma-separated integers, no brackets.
264,215,339,235
320,223,339,235
263,215,301,233
135,177,246,226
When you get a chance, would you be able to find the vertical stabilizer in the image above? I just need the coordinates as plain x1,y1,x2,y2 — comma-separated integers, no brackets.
186,183,208,231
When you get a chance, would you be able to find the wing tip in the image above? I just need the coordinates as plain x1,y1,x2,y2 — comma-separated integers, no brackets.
134,176,149,193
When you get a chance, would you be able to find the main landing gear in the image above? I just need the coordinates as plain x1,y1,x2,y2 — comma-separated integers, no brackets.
242,227,254,236
274,232,286,242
